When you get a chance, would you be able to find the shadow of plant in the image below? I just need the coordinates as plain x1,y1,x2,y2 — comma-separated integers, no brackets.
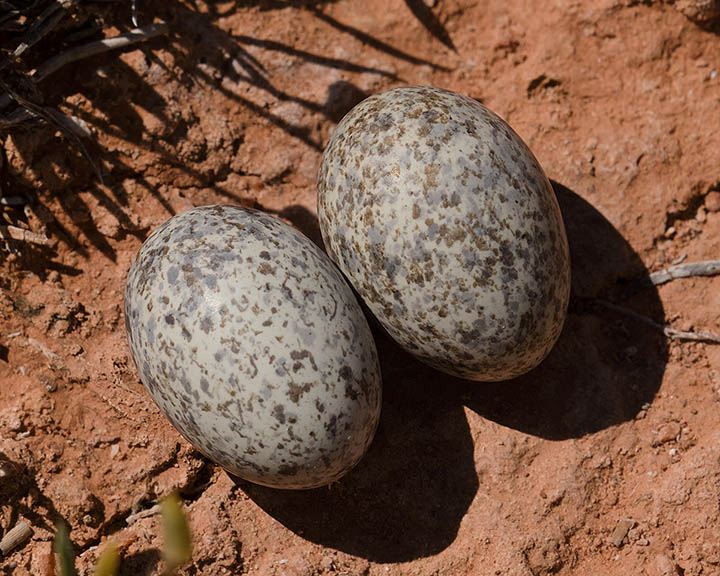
2,0,450,271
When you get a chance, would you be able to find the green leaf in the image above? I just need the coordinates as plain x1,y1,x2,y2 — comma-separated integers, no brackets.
161,492,192,570
95,541,120,576
53,522,77,576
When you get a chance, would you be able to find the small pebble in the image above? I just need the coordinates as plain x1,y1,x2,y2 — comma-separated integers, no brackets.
658,422,681,443
705,190,720,213
609,518,635,547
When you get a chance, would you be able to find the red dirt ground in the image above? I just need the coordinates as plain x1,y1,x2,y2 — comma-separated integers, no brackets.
2,1,720,574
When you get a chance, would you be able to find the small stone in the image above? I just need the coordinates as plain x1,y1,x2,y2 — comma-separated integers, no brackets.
609,518,635,547
705,190,720,212
658,422,681,443
653,554,679,576
696,206,707,223
664,226,676,238
636,538,650,547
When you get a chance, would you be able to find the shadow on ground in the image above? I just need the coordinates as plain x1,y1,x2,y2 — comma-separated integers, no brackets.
242,182,668,562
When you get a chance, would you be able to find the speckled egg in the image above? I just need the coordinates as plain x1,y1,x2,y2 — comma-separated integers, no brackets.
124,205,382,489
317,86,570,381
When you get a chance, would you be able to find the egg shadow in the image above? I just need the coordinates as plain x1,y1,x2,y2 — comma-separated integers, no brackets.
236,350,479,562
240,182,667,562
459,181,668,439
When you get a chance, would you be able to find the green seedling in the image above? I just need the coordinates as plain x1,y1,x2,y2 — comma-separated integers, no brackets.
161,492,192,572
51,493,192,575
53,522,77,576
94,541,120,576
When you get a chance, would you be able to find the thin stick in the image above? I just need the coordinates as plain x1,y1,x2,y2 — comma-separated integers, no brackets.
27,337,60,360
32,21,168,83
647,259,720,286
0,521,33,556
126,504,161,525
597,300,720,344
0,225,48,245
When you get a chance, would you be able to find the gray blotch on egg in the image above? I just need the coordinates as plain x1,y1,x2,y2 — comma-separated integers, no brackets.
317,86,571,381
124,205,382,489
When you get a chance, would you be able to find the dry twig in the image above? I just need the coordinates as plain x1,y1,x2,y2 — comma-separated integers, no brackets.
0,224,48,245
27,337,60,360
125,504,161,525
646,259,720,286
32,21,168,83
0,521,33,556
598,300,720,344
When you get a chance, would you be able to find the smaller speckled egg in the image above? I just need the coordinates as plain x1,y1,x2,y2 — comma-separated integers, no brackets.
124,205,382,489
317,86,571,382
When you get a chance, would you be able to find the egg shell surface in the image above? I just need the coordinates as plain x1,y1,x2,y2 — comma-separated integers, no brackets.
124,205,382,489
318,86,571,381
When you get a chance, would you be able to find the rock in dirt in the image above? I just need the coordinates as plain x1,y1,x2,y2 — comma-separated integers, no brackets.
705,191,720,213
657,422,681,444
609,518,635,547
653,554,680,576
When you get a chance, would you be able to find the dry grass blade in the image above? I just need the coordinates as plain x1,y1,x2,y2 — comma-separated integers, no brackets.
598,300,720,344
9,0,75,61
0,77,103,180
32,21,169,83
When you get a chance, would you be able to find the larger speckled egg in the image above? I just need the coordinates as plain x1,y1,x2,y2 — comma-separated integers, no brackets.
124,205,382,489
317,86,570,381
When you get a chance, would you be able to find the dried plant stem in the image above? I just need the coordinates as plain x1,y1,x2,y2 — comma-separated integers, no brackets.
32,21,168,83
597,300,720,344
647,259,720,286
10,0,72,61
0,521,33,556
125,504,161,525
0,78,102,180
0,225,48,245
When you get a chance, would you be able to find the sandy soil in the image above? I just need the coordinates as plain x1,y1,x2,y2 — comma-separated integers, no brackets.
2,1,720,574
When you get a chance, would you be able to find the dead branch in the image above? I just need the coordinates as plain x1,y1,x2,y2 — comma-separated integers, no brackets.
597,300,720,344
32,21,168,83
647,259,720,286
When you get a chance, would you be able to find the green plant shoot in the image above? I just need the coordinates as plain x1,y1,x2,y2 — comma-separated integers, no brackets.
54,522,77,576
161,492,192,570
95,541,120,576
